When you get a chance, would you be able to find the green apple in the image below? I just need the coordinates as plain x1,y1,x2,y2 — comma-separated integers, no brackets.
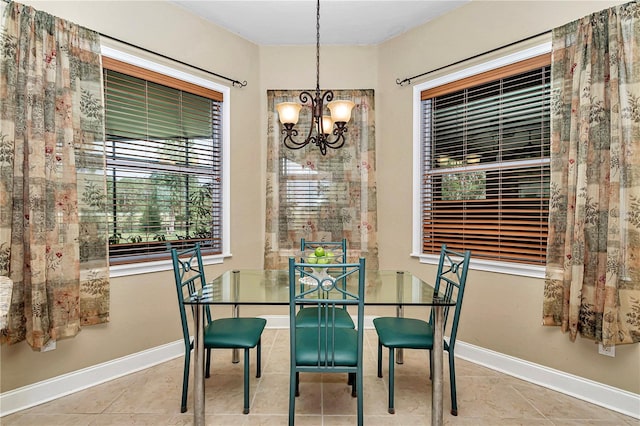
317,257,330,264
314,246,325,257
307,253,317,264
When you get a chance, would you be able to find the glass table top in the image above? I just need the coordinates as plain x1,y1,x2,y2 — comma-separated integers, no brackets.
184,269,455,307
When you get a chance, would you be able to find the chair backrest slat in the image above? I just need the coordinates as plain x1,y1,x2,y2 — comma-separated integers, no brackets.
430,244,471,350
171,243,212,345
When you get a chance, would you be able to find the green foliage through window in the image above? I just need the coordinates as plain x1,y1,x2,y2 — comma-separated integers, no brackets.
103,67,223,262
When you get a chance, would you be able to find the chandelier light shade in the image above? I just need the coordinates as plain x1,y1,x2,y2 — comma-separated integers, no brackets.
275,102,302,125
275,0,355,155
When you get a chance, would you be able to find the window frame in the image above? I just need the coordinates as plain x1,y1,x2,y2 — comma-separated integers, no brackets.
412,42,551,278
102,46,231,278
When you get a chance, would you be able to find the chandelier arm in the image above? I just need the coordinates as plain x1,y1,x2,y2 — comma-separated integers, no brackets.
299,90,314,105
281,127,307,150
321,90,334,104
323,128,348,150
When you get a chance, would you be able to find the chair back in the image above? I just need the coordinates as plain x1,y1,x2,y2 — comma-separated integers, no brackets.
289,257,365,369
431,245,471,350
171,244,212,348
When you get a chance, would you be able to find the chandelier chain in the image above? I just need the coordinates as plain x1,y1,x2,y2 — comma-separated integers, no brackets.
316,0,320,92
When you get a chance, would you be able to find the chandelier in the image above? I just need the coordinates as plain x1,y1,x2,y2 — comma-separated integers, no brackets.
275,0,355,156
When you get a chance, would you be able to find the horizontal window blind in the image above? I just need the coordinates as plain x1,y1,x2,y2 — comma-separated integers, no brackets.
279,158,347,241
103,63,223,263
421,59,550,264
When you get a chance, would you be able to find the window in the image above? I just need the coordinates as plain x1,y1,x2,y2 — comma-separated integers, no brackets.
417,51,551,268
102,56,225,264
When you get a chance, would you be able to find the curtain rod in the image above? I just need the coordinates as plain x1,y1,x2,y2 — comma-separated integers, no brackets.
395,30,550,87
1,0,247,87
100,33,247,88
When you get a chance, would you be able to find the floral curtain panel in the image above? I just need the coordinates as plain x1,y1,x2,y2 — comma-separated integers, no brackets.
543,1,640,346
265,89,378,270
0,2,109,350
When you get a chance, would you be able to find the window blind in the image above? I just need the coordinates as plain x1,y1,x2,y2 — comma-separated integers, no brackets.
103,60,223,263
279,157,348,241
421,59,550,264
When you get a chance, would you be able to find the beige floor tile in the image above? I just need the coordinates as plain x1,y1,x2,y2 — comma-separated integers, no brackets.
550,420,639,426
444,417,554,425
511,382,635,422
1,413,94,425
241,414,289,425
2,328,636,426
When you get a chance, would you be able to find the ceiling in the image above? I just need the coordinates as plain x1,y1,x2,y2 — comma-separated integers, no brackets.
170,1,469,46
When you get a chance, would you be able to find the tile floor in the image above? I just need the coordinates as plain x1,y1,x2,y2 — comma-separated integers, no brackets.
2,329,637,425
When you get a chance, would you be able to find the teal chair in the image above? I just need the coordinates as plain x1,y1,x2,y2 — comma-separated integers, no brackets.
288,257,366,426
373,245,471,416
296,238,354,329
171,244,266,414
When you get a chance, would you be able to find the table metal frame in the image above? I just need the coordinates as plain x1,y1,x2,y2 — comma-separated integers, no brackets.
184,269,453,426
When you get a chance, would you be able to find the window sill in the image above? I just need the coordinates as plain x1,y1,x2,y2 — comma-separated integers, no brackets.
411,253,545,279
109,253,229,278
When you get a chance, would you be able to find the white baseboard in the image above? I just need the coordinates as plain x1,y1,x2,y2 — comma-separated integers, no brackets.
0,340,184,417
1,317,638,420
454,340,640,420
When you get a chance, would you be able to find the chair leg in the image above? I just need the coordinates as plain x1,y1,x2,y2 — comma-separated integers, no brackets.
289,369,297,426
377,340,383,378
449,349,458,416
295,372,300,397
356,367,364,426
180,350,190,413
256,338,262,378
388,347,396,414
205,348,212,379
428,348,433,380
351,372,357,397
243,348,250,414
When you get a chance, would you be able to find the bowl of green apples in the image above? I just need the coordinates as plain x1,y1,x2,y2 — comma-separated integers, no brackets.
304,246,338,265
300,247,341,286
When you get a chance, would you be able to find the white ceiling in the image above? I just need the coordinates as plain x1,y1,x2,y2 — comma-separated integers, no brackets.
170,0,469,46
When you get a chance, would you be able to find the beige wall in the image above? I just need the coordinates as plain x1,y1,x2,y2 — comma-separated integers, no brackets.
375,0,639,394
1,0,638,398
0,0,266,393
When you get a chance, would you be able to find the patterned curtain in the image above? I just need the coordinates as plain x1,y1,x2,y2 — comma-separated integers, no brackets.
265,89,378,270
543,1,640,346
0,2,109,350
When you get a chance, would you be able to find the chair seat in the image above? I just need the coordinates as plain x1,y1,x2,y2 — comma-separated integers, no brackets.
373,317,434,349
295,327,359,366
295,306,355,328
204,317,266,348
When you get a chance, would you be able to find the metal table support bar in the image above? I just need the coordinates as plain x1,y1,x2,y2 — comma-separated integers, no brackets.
395,271,404,364
432,304,444,426
232,270,240,364
194,304,205,425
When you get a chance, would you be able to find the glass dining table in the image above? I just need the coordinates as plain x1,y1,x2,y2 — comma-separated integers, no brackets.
183,268,455,426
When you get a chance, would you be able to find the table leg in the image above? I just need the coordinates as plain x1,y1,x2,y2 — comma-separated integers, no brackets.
232,271,240,363
431,305,444,426
396,303,404,364
194,304,205,426
396,271,404,364
231,303,239,363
